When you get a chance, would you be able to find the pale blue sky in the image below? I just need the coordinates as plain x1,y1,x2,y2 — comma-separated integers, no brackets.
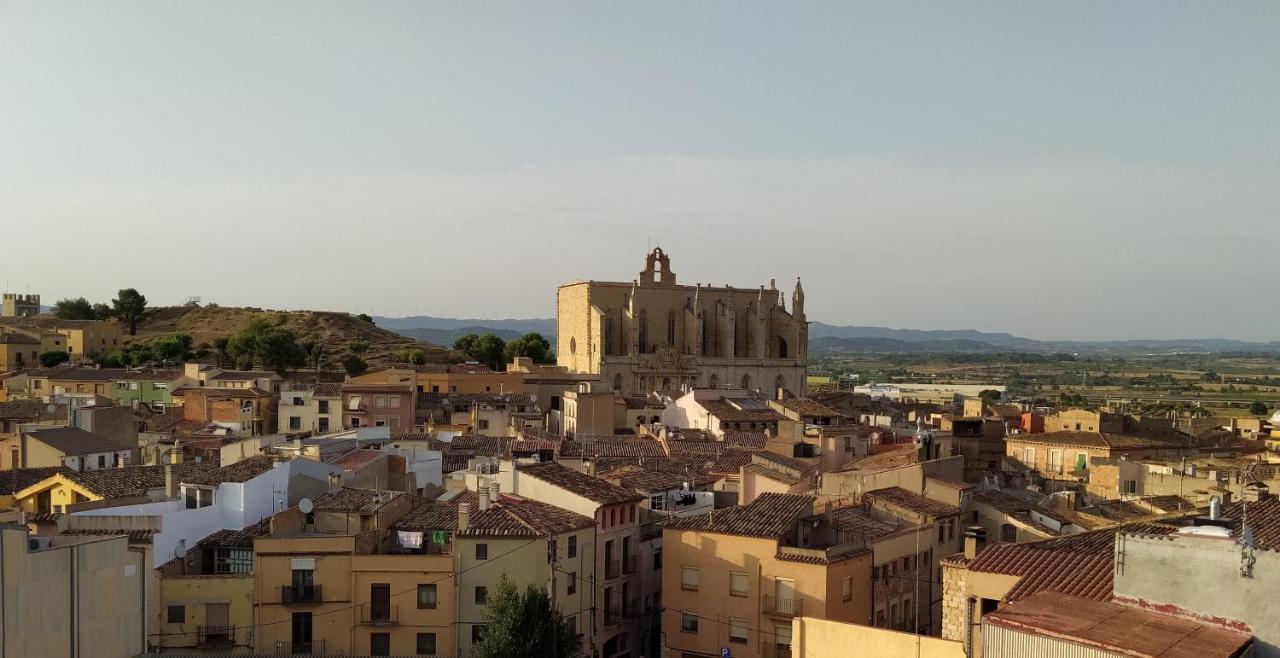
1,2,1276,340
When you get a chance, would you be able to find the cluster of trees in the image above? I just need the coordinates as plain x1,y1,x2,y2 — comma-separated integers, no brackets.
453,332,554,371
95,334,195,368
52,288,148,335
472,577,579,658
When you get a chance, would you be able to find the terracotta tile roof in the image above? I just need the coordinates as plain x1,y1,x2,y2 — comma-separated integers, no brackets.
197,518,272,548
709,449,756,474
182,455,284,485
459,495,594,537
665,492,815,539
311,487,405,513
609,469,718,493
984,591,1252,658
23,427,131,456
446,392,535,407
312,382,343,397
391,500,459,532
965,523,1181,602
1137,495,1198,514
865,487,960,518
0,330,39,345
0,400,63,421
742,463,804,485
0,466,72,494
328,448,386,471
340,382,411,393
171,386,271,399
558,438,667,459
1208,498,1280,550
836,444,919,473
115,368,181,381
774,398,843,418
60,528,155,544
64,463,214,499
721,431,768,449
926,475,973,490
429,435,511,457
518,461,644,505
442,454,471,473
24,367,128,381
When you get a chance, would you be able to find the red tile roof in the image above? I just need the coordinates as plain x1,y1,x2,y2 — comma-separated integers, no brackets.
665,492,814,539
518,461,643,506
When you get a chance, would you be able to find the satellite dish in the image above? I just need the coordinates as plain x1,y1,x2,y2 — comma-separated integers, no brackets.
174,538,187,559
299,498,314,514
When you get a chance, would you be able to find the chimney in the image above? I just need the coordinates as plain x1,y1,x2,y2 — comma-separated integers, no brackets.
1245,483,1270,503
458,503,471,531
479,487,490,511
963,526,987,560
489,482,500,504
164,463,178,499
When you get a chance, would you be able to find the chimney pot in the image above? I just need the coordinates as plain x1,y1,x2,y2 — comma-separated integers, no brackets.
164,463,178,499
479,488,490,511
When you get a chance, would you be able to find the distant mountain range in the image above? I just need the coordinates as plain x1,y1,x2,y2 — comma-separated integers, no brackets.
374,316,1280,355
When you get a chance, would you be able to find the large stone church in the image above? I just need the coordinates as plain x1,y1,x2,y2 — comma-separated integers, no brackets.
556,248,808,396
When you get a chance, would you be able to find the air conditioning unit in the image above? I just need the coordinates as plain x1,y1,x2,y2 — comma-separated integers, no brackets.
28,536,52,551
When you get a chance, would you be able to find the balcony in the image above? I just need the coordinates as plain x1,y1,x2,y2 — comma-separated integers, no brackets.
764,595,802,618
197,625,234,648
281,584,323,605
274,639,325,655
360,603,398,625
603,605,620,628
622,554,639,575
605,559,620,580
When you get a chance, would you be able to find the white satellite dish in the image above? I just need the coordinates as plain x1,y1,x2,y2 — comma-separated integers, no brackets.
299,498,314,514
174,538,187,559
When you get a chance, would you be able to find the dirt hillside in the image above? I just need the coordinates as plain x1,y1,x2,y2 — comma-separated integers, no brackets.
132,305,453,367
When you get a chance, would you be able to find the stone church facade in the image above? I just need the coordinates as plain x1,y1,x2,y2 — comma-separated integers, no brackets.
556,248,808,396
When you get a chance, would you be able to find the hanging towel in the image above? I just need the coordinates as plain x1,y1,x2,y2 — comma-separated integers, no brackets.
397,531,423,548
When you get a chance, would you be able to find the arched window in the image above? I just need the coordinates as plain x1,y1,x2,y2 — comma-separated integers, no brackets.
667,310,677,347
613,373,623,392
741,374,752,391
709,373,721,389
662,377,671,390
603,317,613,356
777,336,789,359
702,316,713,356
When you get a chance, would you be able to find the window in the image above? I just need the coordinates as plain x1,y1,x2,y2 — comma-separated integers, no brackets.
842,575,853,602
129,381,140,390
567,615,577,638
318,400,329,414
681,566,699,590
1022,447,1035,466
568,535,577,558
650,493,665,511
167,605,185,624
289,416,301,431
370,632,390,656
417,584,437,609
375,395,386,407
937,523,945,543
729,571,748,597
318,417,329,432
97,454,106,469
292,396,304,406
374,416,386,427
680,612,699,633
476,544,488,560
416,633,437,655
215,548,253,574
389,396,400,408
1001,524,1017,542
1122,479,1137,495
653,546,662,570
891,601,901,629
471,624,486,642
1048,449,1063,474
567,572,577,595
475,586,487,605
478,419,489,430
728,617,748,644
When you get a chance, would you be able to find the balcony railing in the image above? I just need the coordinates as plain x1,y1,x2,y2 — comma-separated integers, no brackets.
197,625,234,648
622,554,638,575
764,595,802,618
360,603,398,625
605,559,620,580
281,584,323,605
274,639,325,655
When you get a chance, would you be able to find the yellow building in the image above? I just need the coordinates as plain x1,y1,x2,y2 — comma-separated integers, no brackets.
253,488,456,657
14,462,210,515
0,318,123,360
352,364,525,395
156,519,268,652
442,491,597,656
791,616,964,658
663,493,872,658
0,330,41,370
557,248,808,396
0,523,145,658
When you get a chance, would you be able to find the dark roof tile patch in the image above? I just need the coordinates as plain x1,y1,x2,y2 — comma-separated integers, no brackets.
865,487,961,518
312,487,405,513
459,495,594,537
519,461,643,505
24,427,131,456
665,492,815,539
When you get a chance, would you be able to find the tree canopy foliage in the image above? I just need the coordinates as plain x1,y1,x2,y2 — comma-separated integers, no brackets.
52,297,97,320
504,332,553,365
471,576,580,658
227,318,306,374
112,288,148,335
39,351,69,367
454,333,507,370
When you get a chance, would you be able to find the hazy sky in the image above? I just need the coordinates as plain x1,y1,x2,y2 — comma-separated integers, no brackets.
2,2,1277,341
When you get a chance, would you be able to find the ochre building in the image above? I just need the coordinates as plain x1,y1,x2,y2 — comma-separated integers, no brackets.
557,248,808,395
